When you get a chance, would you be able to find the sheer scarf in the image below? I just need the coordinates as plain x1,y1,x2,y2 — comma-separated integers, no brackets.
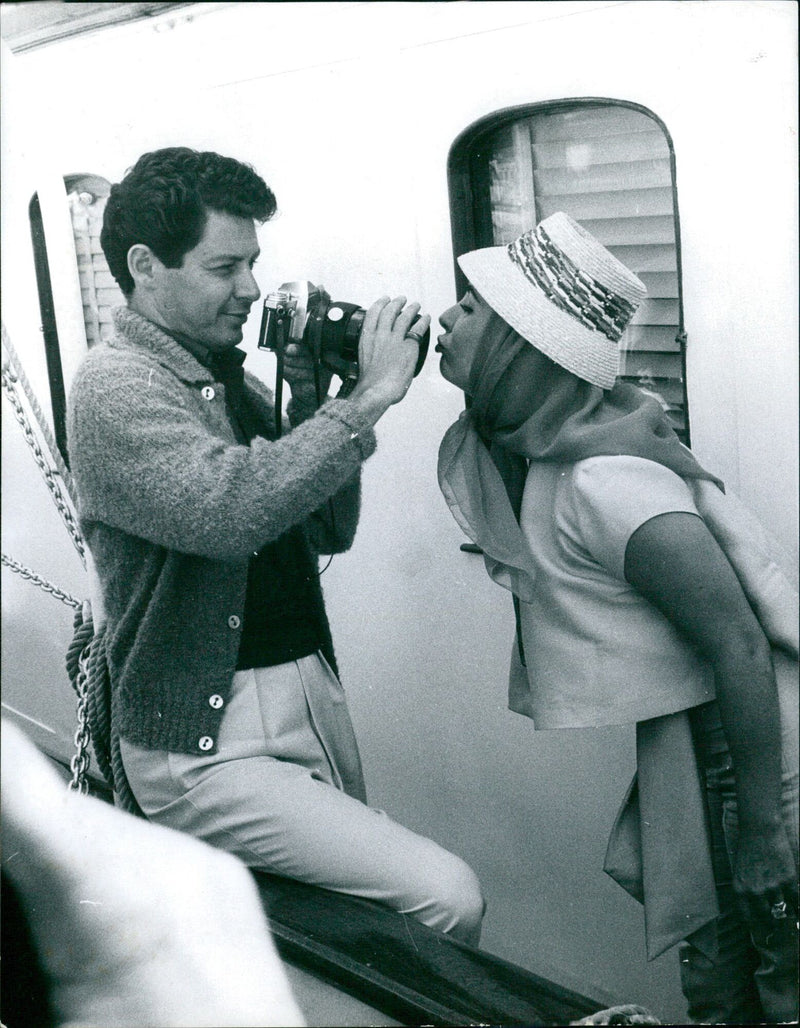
438,314,721,602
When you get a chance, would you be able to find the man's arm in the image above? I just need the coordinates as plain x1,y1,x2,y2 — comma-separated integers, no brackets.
68,297,424,562
304,295,431,551
284,393,367,554
281,294,428,553
68,354,377,563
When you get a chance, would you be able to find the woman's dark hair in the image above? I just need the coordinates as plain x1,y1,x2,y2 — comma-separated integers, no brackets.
100,148,277,296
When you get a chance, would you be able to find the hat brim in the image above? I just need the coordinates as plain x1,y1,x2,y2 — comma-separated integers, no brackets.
458,245,620,389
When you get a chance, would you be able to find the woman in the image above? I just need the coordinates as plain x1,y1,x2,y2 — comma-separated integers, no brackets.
436,213,798,1024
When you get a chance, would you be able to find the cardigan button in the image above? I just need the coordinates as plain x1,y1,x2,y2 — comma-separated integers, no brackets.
201,385,216,400
227,614,241,629
198,735,214,751
208,694,224,709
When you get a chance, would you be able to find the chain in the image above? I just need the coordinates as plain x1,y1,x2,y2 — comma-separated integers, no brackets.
1,552,82,608
1,328,94,794
2,364,86,563
1,551,92,791
1,323,74,490
69,643,92,794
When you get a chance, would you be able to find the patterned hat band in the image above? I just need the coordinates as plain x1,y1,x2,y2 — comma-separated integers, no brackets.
507,225,636,343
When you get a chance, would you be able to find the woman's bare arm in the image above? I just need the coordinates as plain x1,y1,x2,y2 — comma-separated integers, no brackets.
625,511,797,923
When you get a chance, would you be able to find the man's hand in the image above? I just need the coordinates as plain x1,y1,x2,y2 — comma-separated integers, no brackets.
283,340,334,410
347,295,430,424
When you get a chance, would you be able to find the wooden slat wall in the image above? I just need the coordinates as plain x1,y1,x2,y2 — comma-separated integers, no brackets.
67,179,123,349
484,105,686,437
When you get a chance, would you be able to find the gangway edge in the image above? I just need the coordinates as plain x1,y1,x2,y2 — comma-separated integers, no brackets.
254,870,607,1026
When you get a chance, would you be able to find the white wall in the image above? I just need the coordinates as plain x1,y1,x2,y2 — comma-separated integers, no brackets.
2,3,797,1022
7,2,798,549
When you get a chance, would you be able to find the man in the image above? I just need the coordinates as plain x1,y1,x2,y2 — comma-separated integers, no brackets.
67,147,483,942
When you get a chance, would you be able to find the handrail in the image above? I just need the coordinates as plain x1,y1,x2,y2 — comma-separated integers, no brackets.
254,871,603,1026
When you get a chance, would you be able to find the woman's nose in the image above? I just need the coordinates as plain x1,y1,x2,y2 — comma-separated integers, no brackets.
440,304,458,331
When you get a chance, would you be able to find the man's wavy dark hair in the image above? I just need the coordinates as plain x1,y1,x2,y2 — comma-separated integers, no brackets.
101,148,276,297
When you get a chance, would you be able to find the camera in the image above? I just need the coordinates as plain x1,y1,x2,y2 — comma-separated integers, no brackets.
257,281,429,382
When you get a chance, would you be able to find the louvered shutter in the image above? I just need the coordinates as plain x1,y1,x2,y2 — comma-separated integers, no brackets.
66,175,124,348
476,104,686,439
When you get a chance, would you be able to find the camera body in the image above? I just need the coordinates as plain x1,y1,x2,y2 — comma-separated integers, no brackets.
257,281,428,381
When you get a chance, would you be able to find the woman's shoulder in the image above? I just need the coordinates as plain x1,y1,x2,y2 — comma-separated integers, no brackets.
557,456,700,568
568,454,694,504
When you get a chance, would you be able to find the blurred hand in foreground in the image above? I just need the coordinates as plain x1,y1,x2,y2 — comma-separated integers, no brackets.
1,719,305,1028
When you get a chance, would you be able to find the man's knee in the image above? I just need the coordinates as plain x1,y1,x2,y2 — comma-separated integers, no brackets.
447,859,486,943
415,850,485,944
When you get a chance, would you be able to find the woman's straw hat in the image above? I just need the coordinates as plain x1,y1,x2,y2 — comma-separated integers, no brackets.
458,212,647,389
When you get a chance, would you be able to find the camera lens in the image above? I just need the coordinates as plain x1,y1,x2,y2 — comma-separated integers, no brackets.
342,308,365,363
316,303,363,380
307,297,430,381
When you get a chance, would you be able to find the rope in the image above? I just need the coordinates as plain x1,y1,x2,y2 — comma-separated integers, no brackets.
85,622,114,788
109,710,144,817
1,324,114,802
3,555,125,803
0,325,141,808
65,604,144,817
65,608,94,678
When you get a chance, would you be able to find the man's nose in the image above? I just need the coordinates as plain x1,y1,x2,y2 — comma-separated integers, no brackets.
236,266,261,303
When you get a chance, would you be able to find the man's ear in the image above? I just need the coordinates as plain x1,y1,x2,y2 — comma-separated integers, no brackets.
127,244,160,291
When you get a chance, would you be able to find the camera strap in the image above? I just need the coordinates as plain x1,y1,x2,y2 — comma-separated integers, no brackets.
272,326,327,440
271,313,289,440
270,311,335,576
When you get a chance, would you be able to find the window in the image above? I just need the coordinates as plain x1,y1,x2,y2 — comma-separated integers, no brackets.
29,174,123,462
448,100,689,442
66,175,123,348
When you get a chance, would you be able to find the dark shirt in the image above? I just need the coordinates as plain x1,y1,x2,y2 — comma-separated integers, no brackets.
205,347,337,675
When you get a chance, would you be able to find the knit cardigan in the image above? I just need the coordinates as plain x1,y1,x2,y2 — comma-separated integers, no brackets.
67,307,377,755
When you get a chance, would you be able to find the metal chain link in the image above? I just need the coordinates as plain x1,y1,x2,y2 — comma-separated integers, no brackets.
69,645,93,794
1,362,86,563
1,323,74,490
2,552,92,792
1,552,92,790
1,552,82,609
1,326,94,793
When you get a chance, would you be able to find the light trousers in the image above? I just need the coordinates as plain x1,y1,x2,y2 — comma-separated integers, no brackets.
120,654,484,944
